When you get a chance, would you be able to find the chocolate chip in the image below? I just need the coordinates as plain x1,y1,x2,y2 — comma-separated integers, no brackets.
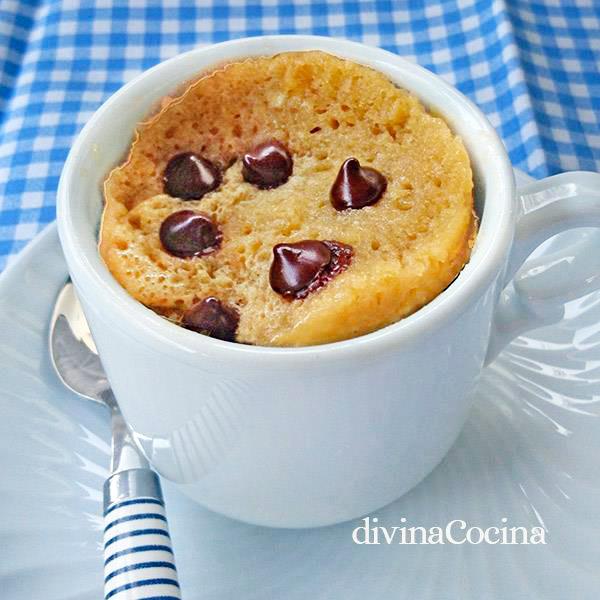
270,241,331,296
182,297,239,342
242,140,293,189
163,152,221,200
269,240,353,299
159,210,222,258
330,158,387,211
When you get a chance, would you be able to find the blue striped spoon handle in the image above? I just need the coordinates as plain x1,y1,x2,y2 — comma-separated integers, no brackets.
103,469,181,600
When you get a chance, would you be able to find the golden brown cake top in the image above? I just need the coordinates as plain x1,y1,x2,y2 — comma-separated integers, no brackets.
100,51,475,346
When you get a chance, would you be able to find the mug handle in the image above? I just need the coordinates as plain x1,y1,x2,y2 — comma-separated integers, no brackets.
485,171,600,365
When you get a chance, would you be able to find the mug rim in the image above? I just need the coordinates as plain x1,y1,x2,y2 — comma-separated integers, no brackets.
57,35,515,363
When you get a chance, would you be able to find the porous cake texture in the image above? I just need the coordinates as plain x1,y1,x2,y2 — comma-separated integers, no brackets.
100,51,475,346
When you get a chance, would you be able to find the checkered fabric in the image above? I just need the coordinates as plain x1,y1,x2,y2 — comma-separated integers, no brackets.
1,0,599,270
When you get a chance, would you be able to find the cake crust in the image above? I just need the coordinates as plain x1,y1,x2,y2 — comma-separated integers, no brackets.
100,51,475,346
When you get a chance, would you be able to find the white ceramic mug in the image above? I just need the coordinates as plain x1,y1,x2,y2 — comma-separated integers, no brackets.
57,36,600,528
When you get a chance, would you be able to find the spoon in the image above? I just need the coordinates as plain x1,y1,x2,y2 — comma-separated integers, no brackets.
49,281,181,600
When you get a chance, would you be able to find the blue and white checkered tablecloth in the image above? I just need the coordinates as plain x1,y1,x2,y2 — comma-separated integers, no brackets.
0,1,598,271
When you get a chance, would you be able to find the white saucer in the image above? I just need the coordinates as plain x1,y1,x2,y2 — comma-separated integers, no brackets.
1,170,599,599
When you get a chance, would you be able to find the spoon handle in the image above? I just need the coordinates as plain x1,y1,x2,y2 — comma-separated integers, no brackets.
103,469,181,599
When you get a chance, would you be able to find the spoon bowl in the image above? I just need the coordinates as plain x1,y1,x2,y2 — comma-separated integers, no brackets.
49,281,113,407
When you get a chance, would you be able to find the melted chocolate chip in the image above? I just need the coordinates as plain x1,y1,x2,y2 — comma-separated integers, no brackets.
182,297,239,342
330,158,387,211
270,241,331,296
269,240,353,299
163,152,221,200
242,140,293,189
159,210,222,258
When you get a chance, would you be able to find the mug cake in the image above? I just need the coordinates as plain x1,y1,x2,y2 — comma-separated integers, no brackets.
100,51,476,346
